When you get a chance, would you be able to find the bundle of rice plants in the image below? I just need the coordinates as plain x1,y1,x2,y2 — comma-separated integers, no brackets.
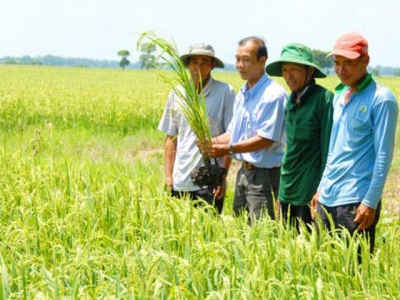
137,31,226,188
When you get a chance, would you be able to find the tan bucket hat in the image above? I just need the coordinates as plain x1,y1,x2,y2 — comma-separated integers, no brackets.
180,43,225,68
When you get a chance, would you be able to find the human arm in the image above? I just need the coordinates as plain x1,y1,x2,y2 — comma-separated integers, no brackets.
354,204,376,230
319,90,334,174
361,100,398,210
211,132,232,145
310,191,320,220
164,135,177,191
158,90,179,191
212,85,236,199
208,135,274,158
213,155,231,199
353,99,397,228
310,90,333,218
196,132,231,156
276,200,281,219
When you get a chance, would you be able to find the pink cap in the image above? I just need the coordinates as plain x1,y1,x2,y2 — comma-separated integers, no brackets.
328,32,368,59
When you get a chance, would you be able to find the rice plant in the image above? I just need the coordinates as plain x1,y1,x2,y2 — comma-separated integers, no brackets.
137,31,213,165
0,65,399,298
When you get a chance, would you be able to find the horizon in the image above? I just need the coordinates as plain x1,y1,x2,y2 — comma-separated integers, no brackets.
1,53,399,72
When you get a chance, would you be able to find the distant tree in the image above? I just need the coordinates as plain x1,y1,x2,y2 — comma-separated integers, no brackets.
312,49,333,74
394,68,400,77
4,59,18,65
139,43,158,70
117,50,130,70
0,55,120,68
371,66,381,77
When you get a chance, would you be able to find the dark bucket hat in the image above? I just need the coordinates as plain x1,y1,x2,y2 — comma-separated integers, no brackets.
266,43,326,78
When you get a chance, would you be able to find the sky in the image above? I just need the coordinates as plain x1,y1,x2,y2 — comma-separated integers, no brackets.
1,0,399,68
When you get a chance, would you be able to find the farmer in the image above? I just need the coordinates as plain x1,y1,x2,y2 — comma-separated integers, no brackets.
158,43,235,214
311,32,398,254
200,36,287,224
265,43,333,231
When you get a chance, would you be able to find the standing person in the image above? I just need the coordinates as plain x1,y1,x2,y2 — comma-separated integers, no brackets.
158,43,235,214
202,36,287,224
266,43,334,231
311,32,398,254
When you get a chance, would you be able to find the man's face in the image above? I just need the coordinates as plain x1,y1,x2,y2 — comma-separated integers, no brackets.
281,63,314,92
333,55,369,88
235,41,266,87
188,55,214,85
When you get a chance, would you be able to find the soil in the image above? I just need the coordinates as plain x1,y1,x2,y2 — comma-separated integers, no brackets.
191,164,227,188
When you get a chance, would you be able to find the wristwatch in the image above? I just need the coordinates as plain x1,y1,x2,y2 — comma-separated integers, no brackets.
229,144,234,157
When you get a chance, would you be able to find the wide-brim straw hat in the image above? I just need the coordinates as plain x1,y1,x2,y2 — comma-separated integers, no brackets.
180,43,224,68
266,43,326,78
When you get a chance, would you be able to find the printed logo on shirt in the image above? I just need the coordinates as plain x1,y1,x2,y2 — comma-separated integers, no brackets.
359,105,368,113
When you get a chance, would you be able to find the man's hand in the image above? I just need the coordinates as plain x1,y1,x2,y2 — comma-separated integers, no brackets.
276,201,281,219
310,191,320,220
354,203,376,230
195,138,211,154
196,139,228,158
207,144,229,158
213,179,227,200
165,176,173,193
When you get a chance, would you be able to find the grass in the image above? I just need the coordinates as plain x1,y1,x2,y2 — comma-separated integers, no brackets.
0,64,399,298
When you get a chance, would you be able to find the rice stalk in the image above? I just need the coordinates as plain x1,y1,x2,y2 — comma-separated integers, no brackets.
137,31,212,164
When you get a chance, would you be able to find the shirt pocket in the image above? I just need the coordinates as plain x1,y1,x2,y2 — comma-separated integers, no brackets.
246,119,257,138
351,106,372,133
294,125,317,141
245,111,258,138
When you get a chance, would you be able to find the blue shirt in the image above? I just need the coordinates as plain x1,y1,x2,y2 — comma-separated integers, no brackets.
227,73,287,168
318,74,398,209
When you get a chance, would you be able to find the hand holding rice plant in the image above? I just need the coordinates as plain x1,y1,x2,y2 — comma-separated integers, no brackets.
138,31,227,188
137,31,212,163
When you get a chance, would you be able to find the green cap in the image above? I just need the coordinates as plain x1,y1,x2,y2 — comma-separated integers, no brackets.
266,43,326,78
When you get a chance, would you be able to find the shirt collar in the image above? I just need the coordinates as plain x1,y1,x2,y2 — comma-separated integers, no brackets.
240,73,269,97
288,80,316,106
202,76,214,97
335,73,374,95
192,76,214,97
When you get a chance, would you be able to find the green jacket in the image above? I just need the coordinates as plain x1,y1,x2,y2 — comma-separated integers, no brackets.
278,81,334,206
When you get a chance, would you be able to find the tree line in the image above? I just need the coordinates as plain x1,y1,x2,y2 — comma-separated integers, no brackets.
118,45,400,76
0,55,123,68
2,48,400,76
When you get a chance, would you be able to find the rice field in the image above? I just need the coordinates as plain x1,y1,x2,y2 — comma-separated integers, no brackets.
0,65,399,299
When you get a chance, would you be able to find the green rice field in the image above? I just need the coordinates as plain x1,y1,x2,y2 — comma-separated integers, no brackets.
0,65,399,299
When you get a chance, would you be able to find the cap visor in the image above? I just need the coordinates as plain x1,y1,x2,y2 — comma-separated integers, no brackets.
328,49,361,59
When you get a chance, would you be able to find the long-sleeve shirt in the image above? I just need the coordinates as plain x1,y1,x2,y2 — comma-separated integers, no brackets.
279,82,334,206
318,74,398,209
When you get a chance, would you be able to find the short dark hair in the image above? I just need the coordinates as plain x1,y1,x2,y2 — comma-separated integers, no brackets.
238,36,268,60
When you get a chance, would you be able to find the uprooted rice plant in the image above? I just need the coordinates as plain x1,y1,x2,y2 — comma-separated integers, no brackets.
0,65,399,298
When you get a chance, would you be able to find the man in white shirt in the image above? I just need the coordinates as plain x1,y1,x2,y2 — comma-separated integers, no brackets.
158,43,235,214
